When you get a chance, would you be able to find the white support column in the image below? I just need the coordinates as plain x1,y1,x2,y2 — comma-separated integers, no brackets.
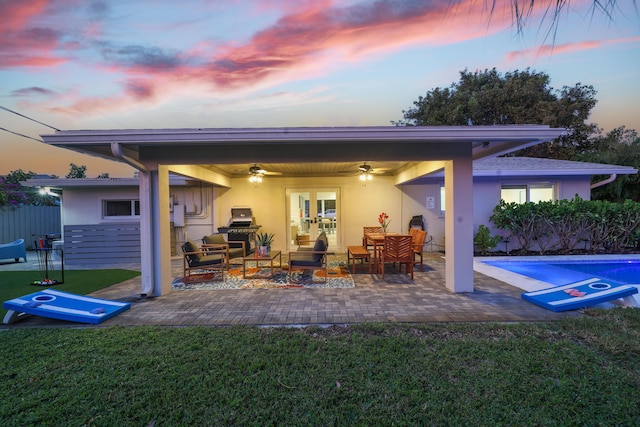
138,171,154,296
139,165,172,296
444,155,474,293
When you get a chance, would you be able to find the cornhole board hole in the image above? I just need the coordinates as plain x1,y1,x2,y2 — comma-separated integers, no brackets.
3,289,130,324
521,278,638,312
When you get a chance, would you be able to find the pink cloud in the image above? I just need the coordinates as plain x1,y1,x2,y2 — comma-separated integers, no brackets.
506,36,640,62
189,0,518,89
27,0,543,116
0,0,76,69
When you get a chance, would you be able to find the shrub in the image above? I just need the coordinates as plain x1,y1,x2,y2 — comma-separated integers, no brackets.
474,224,502,255
489,196,640,254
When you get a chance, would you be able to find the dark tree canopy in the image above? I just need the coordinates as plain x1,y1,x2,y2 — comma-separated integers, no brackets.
394,68,598,159
0,169,57,207
580,127,640,202
66,163,87,179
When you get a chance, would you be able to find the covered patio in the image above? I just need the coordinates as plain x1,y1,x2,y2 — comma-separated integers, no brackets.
40,125,564,297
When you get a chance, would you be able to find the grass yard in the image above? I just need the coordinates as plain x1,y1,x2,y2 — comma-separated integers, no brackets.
0,309,638,426
0,270,141,319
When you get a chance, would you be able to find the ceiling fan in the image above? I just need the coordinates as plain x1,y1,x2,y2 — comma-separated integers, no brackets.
249,164,282,175
248,164,282,177
337,162,389,178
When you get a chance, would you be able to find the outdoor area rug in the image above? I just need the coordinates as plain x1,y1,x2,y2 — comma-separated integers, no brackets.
172,261,354,290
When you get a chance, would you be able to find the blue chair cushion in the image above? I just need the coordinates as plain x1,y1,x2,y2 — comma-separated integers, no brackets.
290,253,321,267
312,238,326,262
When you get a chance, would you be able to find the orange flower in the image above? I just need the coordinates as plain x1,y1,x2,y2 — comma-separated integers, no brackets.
378,212,390,229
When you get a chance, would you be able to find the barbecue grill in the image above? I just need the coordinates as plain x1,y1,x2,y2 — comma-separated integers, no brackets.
218,207,261,254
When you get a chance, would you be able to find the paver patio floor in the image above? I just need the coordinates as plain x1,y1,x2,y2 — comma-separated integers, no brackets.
0,253,579,328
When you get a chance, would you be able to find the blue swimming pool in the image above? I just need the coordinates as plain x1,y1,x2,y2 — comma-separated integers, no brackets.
482,259,640,286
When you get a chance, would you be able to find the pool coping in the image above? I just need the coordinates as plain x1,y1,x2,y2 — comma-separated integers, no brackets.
474,254,640,292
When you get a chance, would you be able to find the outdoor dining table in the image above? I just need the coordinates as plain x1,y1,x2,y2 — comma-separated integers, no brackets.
364,232,400,273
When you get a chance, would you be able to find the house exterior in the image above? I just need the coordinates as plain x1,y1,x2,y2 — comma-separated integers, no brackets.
27,153,636,285
33,125,570,296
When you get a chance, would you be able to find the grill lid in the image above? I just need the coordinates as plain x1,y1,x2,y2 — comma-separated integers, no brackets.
229,207,254,227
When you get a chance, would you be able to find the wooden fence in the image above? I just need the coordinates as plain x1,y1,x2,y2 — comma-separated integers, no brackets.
0,205,61,248
63,223,141,265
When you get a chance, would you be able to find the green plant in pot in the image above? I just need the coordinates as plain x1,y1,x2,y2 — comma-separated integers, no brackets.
256,232,275,257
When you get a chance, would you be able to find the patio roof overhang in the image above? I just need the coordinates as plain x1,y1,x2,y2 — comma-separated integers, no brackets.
41,126,566,184
39,125,565,297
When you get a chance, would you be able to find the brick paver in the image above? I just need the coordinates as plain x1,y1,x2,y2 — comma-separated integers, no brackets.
0,253,579,328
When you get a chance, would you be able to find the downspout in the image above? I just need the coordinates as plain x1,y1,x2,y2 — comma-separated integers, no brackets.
591,174,617,189
111,142,153,295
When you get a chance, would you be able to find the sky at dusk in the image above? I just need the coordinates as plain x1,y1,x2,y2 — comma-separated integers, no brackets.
1,0,639,178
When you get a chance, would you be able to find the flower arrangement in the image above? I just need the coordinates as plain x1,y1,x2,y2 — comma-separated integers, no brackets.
378,212,390,232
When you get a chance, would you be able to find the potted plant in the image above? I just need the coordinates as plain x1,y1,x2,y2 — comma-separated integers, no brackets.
255,232,275,257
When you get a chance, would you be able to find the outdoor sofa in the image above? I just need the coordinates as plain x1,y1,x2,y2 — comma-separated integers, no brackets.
0,238,27,263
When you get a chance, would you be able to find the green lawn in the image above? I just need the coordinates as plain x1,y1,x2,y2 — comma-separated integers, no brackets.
0,270,140,319
1,308,638,425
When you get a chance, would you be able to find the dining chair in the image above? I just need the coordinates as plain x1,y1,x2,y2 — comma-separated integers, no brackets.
378,235,414,279
412,229,427,271
362,226,383,249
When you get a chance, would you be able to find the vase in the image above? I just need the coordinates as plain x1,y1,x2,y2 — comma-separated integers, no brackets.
257,245,270,257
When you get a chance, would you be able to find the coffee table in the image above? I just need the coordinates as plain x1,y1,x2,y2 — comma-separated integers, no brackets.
242,250,282,279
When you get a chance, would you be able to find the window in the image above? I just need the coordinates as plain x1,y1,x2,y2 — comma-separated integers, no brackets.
439,182,555,212
501,183,555,204
103,200,140,218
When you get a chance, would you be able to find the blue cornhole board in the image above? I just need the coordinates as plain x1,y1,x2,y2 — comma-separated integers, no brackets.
521,278,638,312
3,289,130,324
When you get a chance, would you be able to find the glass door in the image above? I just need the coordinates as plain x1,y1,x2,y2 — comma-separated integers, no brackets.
286,188,339,251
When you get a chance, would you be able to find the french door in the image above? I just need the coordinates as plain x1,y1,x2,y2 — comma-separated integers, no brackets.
286,188,339,252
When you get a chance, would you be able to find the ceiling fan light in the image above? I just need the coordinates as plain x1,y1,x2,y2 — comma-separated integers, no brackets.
359,173,366,181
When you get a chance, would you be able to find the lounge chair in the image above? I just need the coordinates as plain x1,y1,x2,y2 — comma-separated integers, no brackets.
288,232,329,284
202,234,246,266
181,240,227,280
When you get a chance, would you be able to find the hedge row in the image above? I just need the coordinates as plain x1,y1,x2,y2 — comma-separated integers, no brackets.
489,197,640,254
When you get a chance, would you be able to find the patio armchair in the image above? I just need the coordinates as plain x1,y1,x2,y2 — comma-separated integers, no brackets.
296,231,327,252
181,240,227,280
202,234,246,266
378,235,414,279
288,232,329,284
295,233,314,249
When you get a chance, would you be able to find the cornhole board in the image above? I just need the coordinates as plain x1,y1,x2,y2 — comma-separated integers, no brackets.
521,278,638,312
3,289,130,324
